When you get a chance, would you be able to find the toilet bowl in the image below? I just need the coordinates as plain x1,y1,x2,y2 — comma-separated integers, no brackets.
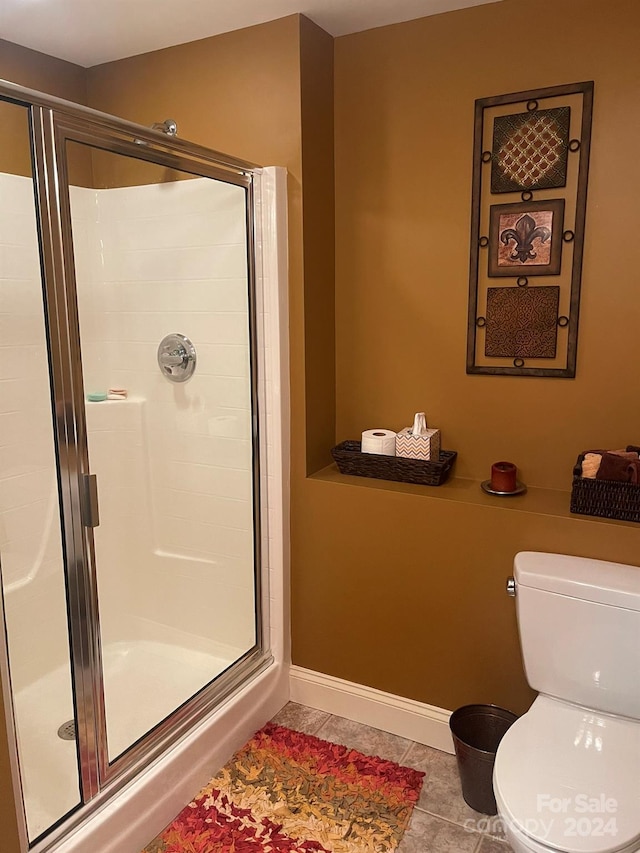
494,696,640,853
493,553,640,853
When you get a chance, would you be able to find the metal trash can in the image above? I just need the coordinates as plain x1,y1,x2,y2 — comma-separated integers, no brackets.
449,704,518,815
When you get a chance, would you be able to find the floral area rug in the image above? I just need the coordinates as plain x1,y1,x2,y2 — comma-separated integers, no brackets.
142,722,424,852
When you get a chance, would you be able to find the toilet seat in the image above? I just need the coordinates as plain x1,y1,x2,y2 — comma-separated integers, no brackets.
493,695,640,853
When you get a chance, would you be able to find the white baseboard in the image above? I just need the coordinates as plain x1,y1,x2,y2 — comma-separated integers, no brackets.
289,666,454,754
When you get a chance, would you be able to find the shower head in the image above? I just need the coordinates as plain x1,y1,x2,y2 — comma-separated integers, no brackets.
151,119,178,136
134,118,178,146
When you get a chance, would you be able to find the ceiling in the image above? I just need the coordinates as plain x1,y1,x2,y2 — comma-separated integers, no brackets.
0,0,501,68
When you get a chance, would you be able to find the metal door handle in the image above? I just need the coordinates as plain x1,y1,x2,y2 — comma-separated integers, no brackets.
81,474,100,528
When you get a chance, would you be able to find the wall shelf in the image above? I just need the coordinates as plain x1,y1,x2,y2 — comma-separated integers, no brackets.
310,464,640,528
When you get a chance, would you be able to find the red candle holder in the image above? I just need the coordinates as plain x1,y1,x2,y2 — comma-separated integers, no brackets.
491,461,518,493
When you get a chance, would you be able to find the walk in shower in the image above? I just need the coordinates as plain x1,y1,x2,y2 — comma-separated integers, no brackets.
0,81,288,853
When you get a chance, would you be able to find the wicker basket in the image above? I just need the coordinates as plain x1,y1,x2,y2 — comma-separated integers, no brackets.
570,452,640,523
331,440,457,486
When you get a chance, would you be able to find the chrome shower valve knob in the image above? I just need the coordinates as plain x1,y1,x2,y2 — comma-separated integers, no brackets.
157,333,197,382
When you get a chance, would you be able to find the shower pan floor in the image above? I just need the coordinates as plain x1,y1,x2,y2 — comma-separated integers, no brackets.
103,638,242,759
13,666,81,842
13,635,243,841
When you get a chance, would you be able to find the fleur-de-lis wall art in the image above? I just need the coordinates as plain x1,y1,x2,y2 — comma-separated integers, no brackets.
501,214,550,263
466,82,593,378
488,199,564,277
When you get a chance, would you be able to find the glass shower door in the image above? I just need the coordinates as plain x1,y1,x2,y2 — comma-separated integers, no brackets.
65,141,259,765
0,98,81,842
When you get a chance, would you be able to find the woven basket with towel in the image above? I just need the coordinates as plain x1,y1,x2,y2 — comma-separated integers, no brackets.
570,445,640,523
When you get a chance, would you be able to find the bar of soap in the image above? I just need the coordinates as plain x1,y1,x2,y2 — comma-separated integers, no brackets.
86,392,107,402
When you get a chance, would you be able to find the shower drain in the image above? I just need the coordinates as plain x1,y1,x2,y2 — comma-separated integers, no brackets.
57,720,76,741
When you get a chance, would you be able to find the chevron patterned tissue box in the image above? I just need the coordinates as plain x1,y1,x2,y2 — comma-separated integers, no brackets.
396,427,441,460
395,412,441,461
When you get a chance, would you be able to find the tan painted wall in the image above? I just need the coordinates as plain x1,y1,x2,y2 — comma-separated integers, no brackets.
85,18,303,181
333,0,640,491
293,473,640,714
299,17,336,474
0,39,87,100
290,0,640,716
0,39,87,177
0,99,35,178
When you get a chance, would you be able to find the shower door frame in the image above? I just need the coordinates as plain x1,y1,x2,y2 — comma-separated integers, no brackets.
0,79,273,851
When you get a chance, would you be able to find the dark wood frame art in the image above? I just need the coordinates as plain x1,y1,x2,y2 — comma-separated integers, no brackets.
466,81,594,377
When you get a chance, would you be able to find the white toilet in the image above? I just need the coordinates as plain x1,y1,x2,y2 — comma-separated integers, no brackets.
493,552,640,853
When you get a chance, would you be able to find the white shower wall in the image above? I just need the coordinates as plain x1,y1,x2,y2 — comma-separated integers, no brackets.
1,172,266,698
70,177,256,654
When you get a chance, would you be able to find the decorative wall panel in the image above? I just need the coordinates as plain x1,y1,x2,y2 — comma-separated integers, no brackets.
491,107,571,193
467,81,593,377
484,286,560,359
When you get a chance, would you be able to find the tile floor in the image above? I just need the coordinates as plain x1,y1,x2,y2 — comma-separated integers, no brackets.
271,702,514,853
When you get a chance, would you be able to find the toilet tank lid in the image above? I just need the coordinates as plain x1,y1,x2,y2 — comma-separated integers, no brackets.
514,552,640,611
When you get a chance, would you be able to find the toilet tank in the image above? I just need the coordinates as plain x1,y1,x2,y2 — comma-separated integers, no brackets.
514,552,640,719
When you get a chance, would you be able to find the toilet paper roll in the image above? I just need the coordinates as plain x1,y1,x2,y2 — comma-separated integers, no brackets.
361,429,397,456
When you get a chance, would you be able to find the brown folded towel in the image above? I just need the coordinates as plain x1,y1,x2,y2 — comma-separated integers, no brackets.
628,461,640,484
581,452,602,479
597,452,636,482
585,449,638,458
